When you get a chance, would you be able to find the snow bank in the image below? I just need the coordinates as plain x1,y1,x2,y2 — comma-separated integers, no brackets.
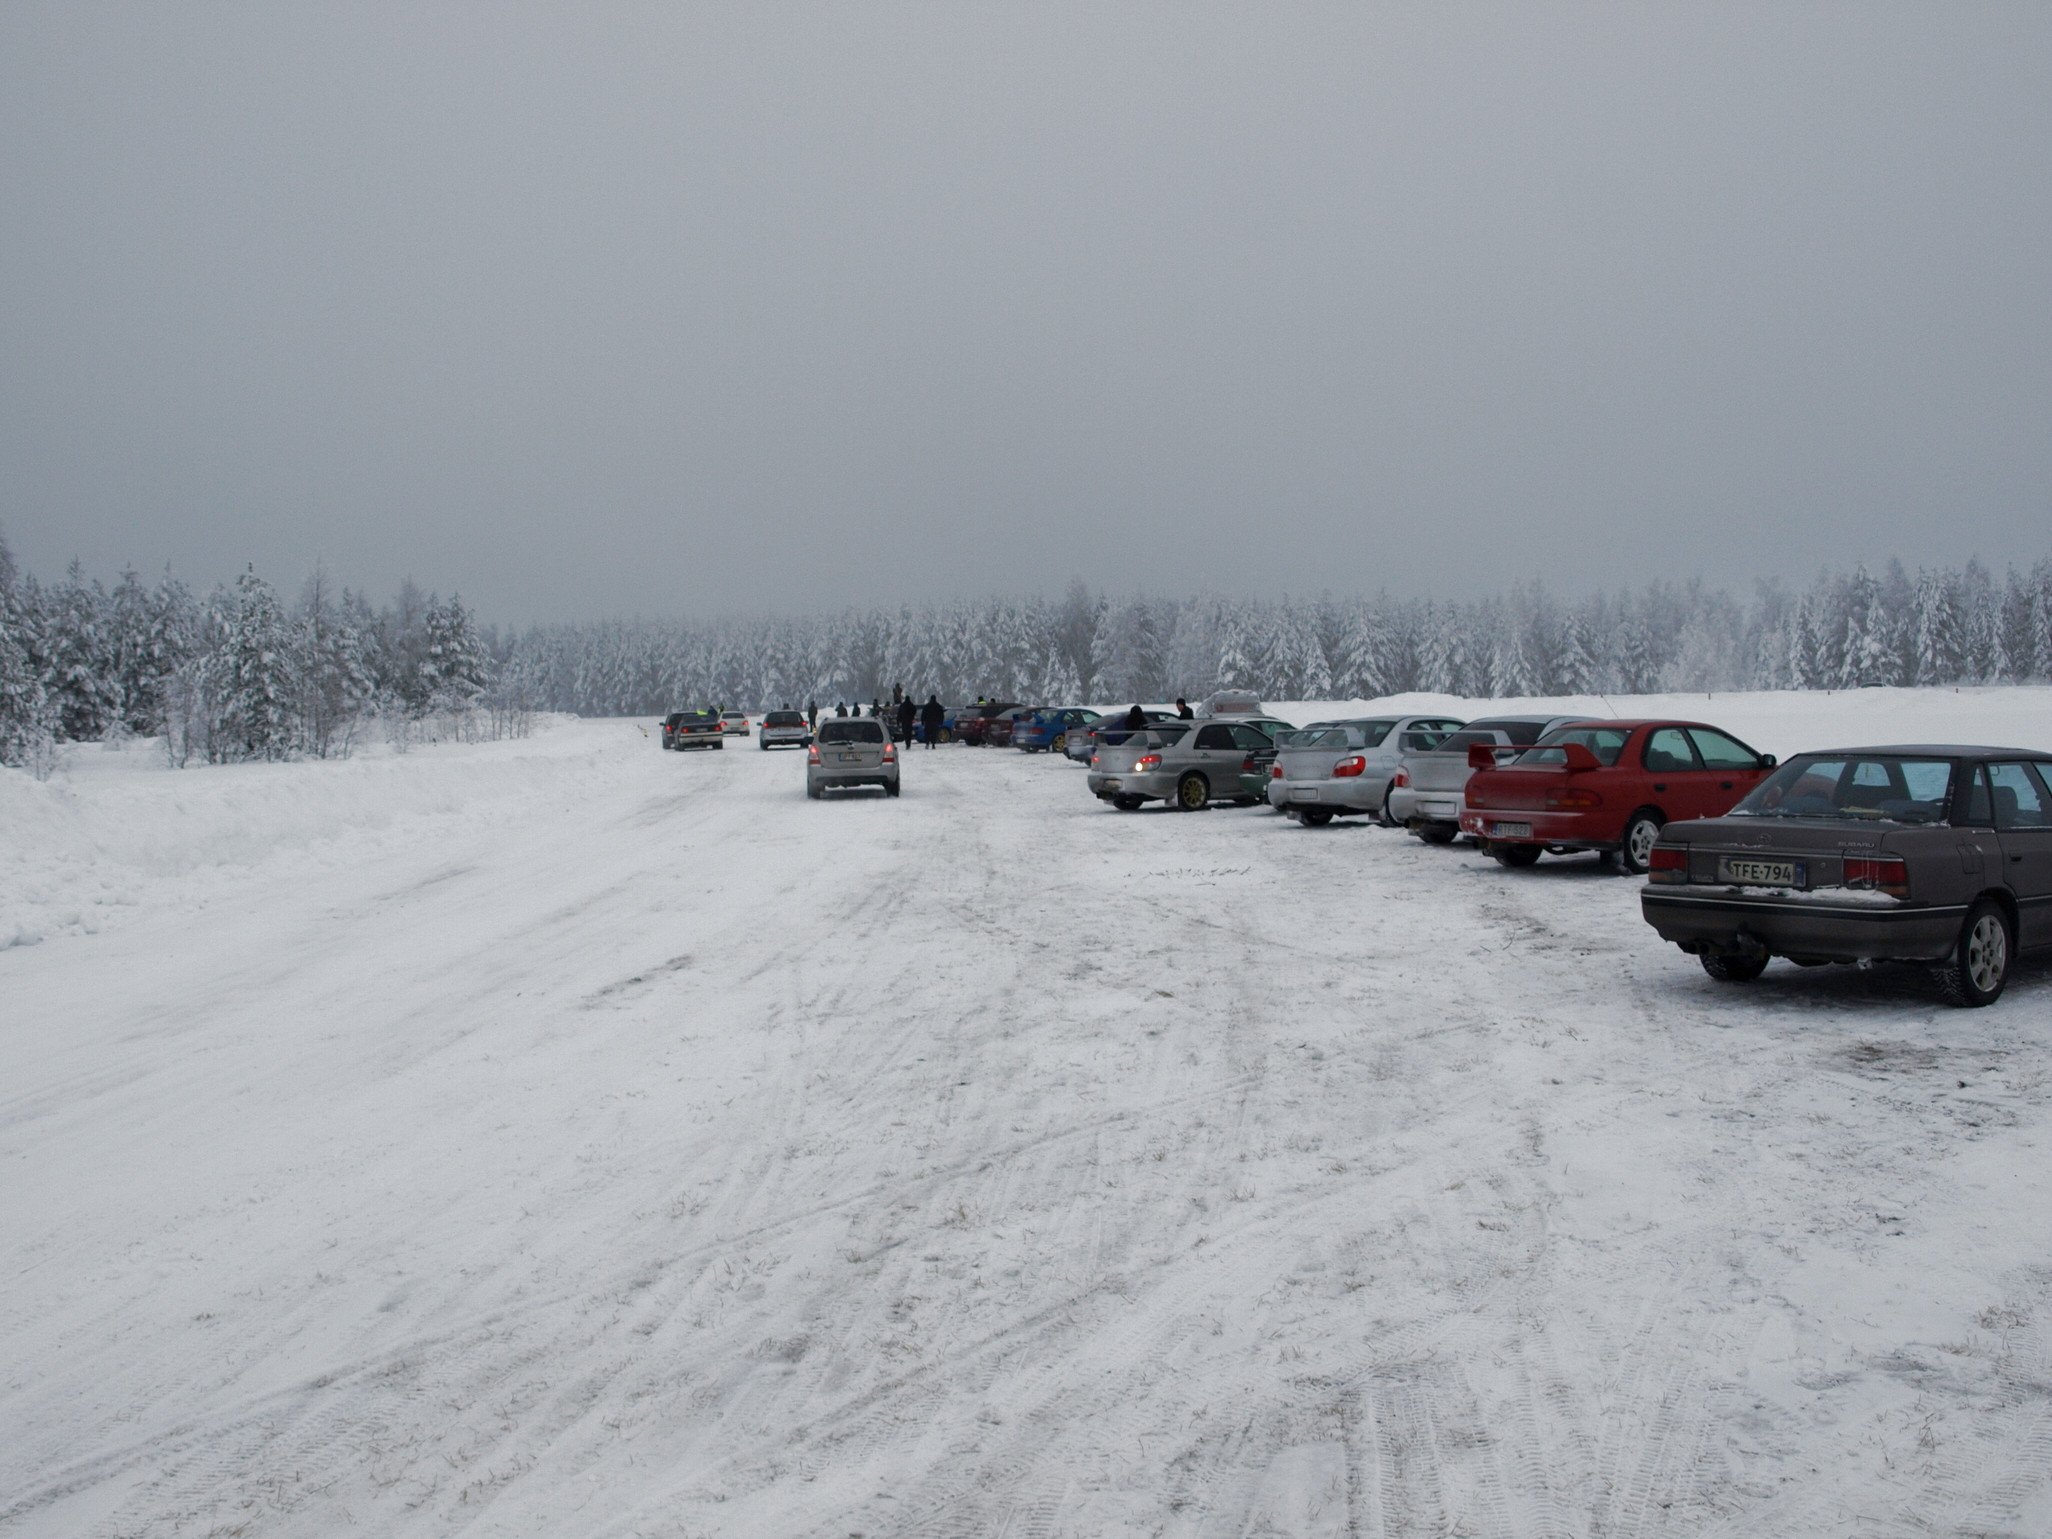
0,715,630,949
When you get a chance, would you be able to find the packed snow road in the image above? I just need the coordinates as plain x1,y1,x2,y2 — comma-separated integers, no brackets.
5,708,2052,1538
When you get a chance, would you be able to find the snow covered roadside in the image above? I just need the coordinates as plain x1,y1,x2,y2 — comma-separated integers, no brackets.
4,694,2052,1538
0,715,602,951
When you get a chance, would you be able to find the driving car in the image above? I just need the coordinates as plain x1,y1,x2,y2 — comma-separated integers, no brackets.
720,710,750,737
662,710,724,750
1088,719,1286,810
1460,720,1775,873
758,709,812,749
1013,707,1102,755
807,717,901,798
1267,716,1466,826
1639,747,2052,1006
1388,715,1594,843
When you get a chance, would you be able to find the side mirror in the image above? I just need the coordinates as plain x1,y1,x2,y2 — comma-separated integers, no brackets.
1562,742,1603,773
1467,743,1497,770
1759,754,1777,769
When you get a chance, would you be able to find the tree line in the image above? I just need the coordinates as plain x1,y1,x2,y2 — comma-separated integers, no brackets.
5,537,2050,772
0,533,526,772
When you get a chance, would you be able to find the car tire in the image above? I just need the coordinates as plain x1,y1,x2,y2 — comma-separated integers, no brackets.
1492,843,1542,868
1175,773,1210,811
807,783,822,799
1415,822,1457,845
714,740,724,750
1378,788,1397,827
886,781,901,798
1299,808,1335,826
1052,733,1067,755
1618,810,1663,874
1701,952,1769,982
1112,794,1144,811
1931,899,2012,1008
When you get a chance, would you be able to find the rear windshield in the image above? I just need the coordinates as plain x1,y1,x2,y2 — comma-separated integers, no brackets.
818,721,885,744
1733,756,1956,824
1125,727,1191,747
763,712,804,725
677,712,717,724
1517,726,1632,767
1342,720,1397,747
1281,727,1355,748
1467,719,1554,746
1438,729,1500,751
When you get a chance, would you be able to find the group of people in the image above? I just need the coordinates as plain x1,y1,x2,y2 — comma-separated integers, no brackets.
778,689,1199,748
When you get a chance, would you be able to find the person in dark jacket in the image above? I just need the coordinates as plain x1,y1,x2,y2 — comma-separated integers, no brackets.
1123,704,1147,729
896,697,915,744
920,695,945,748
806,700,817,730
1175,697,1194,719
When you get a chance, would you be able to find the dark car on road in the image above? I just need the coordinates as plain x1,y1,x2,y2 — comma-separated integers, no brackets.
1640,746,2052,1006
662,710,725,750
951,702,1025,747
1460,720,1775,873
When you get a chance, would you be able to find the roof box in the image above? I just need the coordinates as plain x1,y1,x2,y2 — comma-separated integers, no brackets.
1197,690,1264,718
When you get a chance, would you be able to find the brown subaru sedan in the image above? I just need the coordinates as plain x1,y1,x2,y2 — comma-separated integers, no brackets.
1639,746,2052,1006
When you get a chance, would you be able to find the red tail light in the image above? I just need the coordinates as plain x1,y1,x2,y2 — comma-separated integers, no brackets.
807,746,820,764
1137,754,1162,770
1332,755,1366,778
1271,763,1284,778
1646,846,1687,884
1844,856,1908,897
1546,788,1603,808
1392,768,1410,787
882,744,896,762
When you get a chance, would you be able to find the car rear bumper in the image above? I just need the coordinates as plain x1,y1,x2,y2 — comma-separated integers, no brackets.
1089,771,1173,800
809,772,898,789
760,732,810,746
1459,807,1616,847
1390,788,1462,823
1639,889,1965,962
1270,778,1377,813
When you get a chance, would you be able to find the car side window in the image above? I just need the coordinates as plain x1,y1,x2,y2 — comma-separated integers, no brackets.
1959,764,1995,826
1688,728,1759,769
1228,724,1272,750
1194,723,1235,750
1643,728,1700,773
1989,763,2051,829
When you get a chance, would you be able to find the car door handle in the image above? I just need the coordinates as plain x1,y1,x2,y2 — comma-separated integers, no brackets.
1653,783,1667,792
1720,782,1734,790
2014,853,2026,862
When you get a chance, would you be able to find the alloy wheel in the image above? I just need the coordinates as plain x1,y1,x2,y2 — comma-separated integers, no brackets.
1967,913,2008,995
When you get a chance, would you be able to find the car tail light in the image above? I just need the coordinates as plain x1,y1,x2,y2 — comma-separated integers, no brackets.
1091,754,1100,766
1271,763,1284,778
882,744,896,762
1545,787,1603,808
1332,755,1366,778
1136,754,1162,770
807,746,820,764
1844,856,1909,898
1647,846,1688,883
1392,768,1409,787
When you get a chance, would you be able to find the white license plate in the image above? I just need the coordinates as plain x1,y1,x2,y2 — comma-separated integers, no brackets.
1719,857,1804,887
839,753,860,762
1292,788,1321,802
1103,778,1121,790
1492,821,1532,838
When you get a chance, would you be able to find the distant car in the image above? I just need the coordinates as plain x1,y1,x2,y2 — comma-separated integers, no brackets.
720,710,750,737
1088,719,1285,811
1013,707,1102,755
758,709,812,749
807,717,900,797
663,710,724,750
1388,715,1594,843
1640,746,2052,1006
1268,716,1465,826
953,702,1025,746
1460,720,1775,873
983,706,1037,749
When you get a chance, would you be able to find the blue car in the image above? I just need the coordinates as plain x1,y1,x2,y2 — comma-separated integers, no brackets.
1013,707,1101,755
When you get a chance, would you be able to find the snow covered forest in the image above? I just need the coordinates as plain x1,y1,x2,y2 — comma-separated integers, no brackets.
6,535,2052,768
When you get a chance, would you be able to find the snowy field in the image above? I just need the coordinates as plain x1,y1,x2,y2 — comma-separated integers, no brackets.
5,688,2052,1538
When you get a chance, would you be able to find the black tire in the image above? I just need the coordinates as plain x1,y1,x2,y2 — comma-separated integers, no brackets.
1378,788,1397,827
1701,952,1769,982
1300,807,1335,826
886,781,901,798
807,783,822,799
1175,773,1210,811
1415,822,1457,845
1931,899,2012,1007
1492,843,1542,868
1618,810,1663,874
714,740,724,751
1112,794,1144,811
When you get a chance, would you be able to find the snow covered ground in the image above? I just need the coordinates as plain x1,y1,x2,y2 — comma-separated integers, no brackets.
5,689,2052,1538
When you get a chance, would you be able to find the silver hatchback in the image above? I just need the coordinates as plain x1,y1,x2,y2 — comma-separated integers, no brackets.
807,717,901,798
1268,715,1465,825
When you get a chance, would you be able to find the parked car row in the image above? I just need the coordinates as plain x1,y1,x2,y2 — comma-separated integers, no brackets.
657,697,2051,1007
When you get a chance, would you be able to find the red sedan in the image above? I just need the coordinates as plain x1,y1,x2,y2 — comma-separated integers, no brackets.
1459,720,1776,873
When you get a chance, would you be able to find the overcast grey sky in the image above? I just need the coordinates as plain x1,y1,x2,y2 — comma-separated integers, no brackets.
2,4,2048,622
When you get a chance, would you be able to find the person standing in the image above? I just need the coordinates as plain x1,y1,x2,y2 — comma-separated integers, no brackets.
1123,703,1148,729
920,694,945,748
807,699,817,731
1175,698,1194,719
897,696,915,745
